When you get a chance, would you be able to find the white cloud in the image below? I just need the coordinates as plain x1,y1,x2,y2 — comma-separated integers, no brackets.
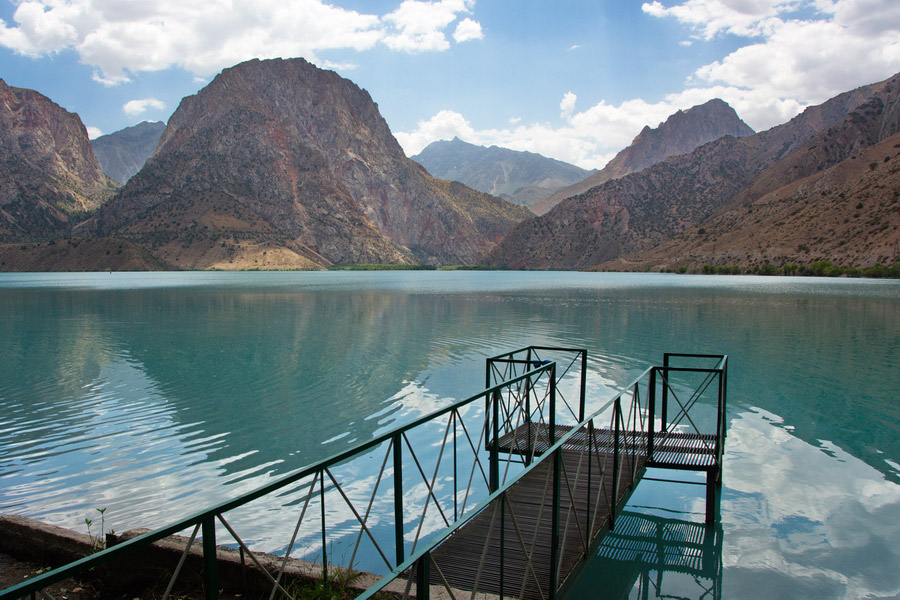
0,0,481,84
646,0,900,108
559,91,577,118
382,0,478,52
452,17,483,42
641,0,802,40
85,126,103,139
123,98,166,116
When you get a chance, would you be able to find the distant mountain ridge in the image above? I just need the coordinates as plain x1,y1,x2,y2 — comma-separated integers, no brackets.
0,78,117,242
411,137,593,209
532,99,755,215
487,77,894,270
601,80,900,272
83,58,529,270
92,121,165,184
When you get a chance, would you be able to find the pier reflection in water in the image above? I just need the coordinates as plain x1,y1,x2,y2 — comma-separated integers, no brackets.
563,471,723,600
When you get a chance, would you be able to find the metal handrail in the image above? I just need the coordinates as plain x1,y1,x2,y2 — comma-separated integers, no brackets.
1,359,560,600
358,365,655,600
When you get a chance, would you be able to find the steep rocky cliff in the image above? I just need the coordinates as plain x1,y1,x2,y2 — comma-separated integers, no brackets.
412,137,592,208
532,99,755,215
92,121,165,184
487,77,891,269
89,58,528,269
0,79,117,241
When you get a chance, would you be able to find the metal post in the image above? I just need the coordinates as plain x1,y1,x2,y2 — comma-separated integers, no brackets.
490,390,500,492
611,399,620,531
500,494,505,598
579,350,587,422
549,448,561,599
648,368,657,461
201,516,219,600
715,370,724,484
321,472,328,583
525,362,533,466
549,364,557,445
393,433,404,566
415,552,430,600
661,355,669,429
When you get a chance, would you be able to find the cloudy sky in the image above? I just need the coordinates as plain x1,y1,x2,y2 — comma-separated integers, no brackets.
2,0,900,169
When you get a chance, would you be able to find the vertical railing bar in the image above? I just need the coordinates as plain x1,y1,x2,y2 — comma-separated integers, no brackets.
579,350,587,423
662,354,670,429
393,434,404,567
549,364,557,446
201,515,218,600
320,469,328,584
490,389,500,492
648,368,657,461
453,410,458,522
414,553,431,600
500,491,505,599
611,399,620,532
549,447,561,599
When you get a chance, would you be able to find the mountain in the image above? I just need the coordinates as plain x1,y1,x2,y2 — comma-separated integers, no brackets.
411,137,593,209
601,92,900,272
486,77,893,270
532,99,755,215
85,58,528,270
0,78,117,242
92,121,166,184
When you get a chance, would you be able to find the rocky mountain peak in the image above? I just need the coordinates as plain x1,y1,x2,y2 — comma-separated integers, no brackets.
1,78,117,241
89,58,527,269
533,99,754,215
92,120,166,184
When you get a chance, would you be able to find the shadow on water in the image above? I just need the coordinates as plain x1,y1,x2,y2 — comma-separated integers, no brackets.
562,508,723,600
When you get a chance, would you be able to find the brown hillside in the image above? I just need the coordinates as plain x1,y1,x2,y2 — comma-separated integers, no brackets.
602,133,900,272
0,238,173,271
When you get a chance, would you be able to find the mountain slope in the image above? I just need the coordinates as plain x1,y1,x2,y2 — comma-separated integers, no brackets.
88,58,527,269
411,137,592,208
92,121,165,184
602,96,900,272
486,77,893,269
0,78,117,241
532,99,755,215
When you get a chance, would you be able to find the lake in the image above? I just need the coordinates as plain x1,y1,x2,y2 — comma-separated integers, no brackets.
1,271,898,599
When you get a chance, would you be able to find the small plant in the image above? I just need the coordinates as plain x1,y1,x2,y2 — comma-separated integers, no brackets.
84,507,109,552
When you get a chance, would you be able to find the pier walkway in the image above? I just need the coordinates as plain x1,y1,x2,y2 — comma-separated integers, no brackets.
1,347,727,600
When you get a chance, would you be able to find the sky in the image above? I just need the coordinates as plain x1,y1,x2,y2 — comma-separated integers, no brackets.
2,0,900,170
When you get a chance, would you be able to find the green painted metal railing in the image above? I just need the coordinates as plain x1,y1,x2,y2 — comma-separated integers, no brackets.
0,348,581,600
1,349,726,600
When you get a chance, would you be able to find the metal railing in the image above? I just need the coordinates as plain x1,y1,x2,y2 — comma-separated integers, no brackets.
0,350,575,600
361,353,727,599
2,350,727,600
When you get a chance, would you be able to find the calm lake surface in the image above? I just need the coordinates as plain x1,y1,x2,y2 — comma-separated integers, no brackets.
1,271,898,599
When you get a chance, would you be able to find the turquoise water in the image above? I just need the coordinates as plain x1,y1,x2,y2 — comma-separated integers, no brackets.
0,271,898,598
